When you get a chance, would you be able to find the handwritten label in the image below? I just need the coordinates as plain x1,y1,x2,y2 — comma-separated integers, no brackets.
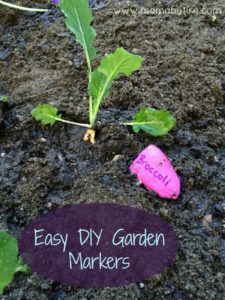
130,145,180,199
19,203,178,288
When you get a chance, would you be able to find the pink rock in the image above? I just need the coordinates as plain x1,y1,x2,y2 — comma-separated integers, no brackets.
130,145,180,199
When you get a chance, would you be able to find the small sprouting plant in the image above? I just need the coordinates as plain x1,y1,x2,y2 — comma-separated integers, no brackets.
0,232,29,295
32,0,176,143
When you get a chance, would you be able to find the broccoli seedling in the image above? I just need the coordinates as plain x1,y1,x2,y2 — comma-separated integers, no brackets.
32,0,176,143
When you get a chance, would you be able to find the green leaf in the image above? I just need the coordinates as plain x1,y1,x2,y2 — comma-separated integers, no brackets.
0,232,29,295
59,0,96,64
31,104,62,126
89,48,144,125
88,70,109,99
0,95,9,103
130,108,176,136
98,47,144,80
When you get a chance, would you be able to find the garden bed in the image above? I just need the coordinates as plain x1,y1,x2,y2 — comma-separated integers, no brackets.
0,0,225,299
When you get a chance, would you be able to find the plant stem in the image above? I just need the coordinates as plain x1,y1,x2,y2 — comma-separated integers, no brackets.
59,118,90,128
86,58,94,127
89,76,112,128
0,0,48,12
122,121,165,126
87,63,93,127
89,96,93,125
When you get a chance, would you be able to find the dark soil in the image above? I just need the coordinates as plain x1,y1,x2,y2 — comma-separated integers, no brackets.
1,0,225,299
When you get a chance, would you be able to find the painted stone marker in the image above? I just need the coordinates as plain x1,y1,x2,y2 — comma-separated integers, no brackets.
130,145,180,199
19,203,178,288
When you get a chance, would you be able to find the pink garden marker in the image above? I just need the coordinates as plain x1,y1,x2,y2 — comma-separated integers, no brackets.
130,145,180,199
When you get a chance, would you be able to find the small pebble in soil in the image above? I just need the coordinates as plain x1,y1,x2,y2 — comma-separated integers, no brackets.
52,291,66,300
112,154,124,161
125,21,138,30
159,208,169,217
49,196,63,205
132,48,140,54
135,180,142,186
139,282,144,288
39,138,47,143
102,175,111,185
74,58,81,68
202,215,212,229
47,202,52,209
